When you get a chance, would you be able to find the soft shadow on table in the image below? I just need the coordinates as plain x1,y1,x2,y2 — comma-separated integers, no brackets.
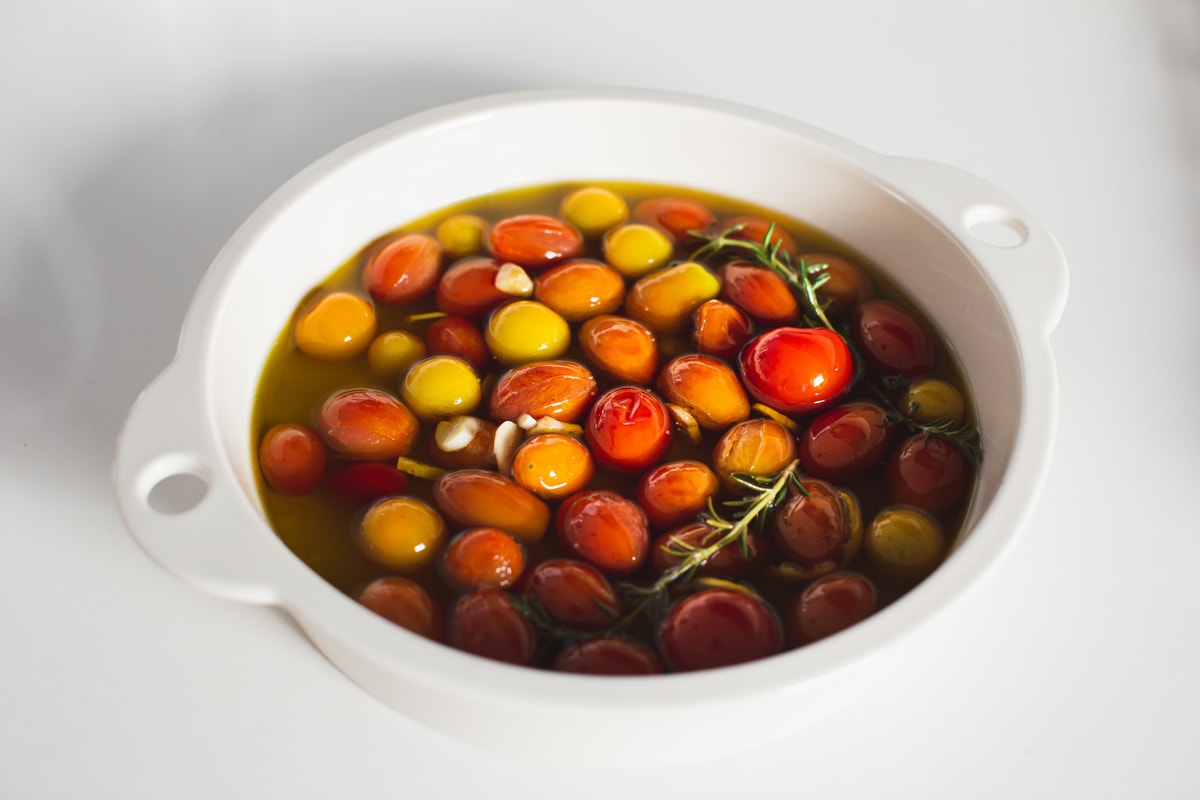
1,65,527,491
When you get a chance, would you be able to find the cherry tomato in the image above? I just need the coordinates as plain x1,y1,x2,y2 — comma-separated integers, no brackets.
292,291,377,361
739,327,853,414
865,506,946,581
853,299,935,377
448,590,538,666
520,558,622,630
488,214,584,269
651,522,770,579
316,388,418,460
552,637,663,675
723,215,798,257
771,480,862,578
632,195,717,243
885,433,971,514
625,261,720,335
692,299,753,361
510,433,594,499
635,460,719,529
657,354,750,430
657,586,783,672
711,419,797,491
489,360,597,423
799,402,895,483
259,423,327,495
435,258,513,318
579,315,658,385
533,259,626,321
327,461,408,502
359,577,445,641
362,233,442,305
718,262,799,326
426,315,489,370
556,490,650,575
584,386,673,471
441,527,526,592
802,254,875,315
358,496,446,572
785,572,877,646
432,469,552,544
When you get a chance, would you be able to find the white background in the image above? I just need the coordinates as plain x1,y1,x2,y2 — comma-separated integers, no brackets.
2,1,1199,797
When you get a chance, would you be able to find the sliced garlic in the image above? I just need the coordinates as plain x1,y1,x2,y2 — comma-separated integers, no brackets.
527,416,584,437
493,420,522,473
494,262,534,297
435,415,483,452
667,404,703,444
516,413,539,431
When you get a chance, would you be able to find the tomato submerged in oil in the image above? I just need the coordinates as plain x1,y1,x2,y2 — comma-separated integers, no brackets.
252,181,980,673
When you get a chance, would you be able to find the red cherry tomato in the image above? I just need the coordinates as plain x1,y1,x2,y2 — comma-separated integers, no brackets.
362,233,442,305
651,522,770,579
556,490,650,576
657,587,783,672
259,423,326,495
771,480,860,572
799,402,895,483
441,527,526,592
426,315,490,370
315,388,419,460
584,386,673,470
632,196,717,243
520,558,622,630
358,577,445,641
739,327,853,414
328,461,408,502
852,299,935,377
448,590,537,666
885,433,971,514
553,637,663,675
487,214,584,269
785,572,877,646
435,258,512,318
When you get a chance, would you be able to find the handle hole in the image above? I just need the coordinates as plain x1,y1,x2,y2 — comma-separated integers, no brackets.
964,205,1028,248
147,472,210,515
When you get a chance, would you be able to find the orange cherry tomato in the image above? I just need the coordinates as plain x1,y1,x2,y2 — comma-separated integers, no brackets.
692,299,753,361
578,315,658,385
718,262,800,326
533,259,626,321
315,388,419,460
556,490,650,576
441,527,526,592
362,233,442,305
487,214,584,269
635,460,719,529
632,195,717,243
510,433,594,500
723,214,798,257
259,423,327,495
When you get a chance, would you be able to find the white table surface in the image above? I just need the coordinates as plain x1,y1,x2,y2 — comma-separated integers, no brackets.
3,1,1198,797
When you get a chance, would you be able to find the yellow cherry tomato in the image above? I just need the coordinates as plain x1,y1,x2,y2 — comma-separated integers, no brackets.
559,187,630,237
400,355,482,421
903,378,966,425
603,223,674,278
293,291,377,360
484,300,570,365
358,496,446,572
367,330,427,377
436,214,488,259
865,506,945,582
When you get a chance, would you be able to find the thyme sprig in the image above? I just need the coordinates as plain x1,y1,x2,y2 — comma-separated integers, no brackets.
690,222,838,332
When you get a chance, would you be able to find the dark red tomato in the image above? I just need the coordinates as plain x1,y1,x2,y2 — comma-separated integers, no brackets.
631,196,717,243
520,558,621,630
651,522,770,579
718,262,799,326
358,577,445,641
657,587,783,672
885,433,971,514
799,402,895,483
556,490,650,576
802,254,875,315
327,461,408,502
853,299,935,377
259,423,326,495
553,637,663,675
785,572,877,647
739,327,853,414
723,215,798,257
487,214,584,269
441,527,526,592
692,299,753,361
362,233,442,305
316,388,419,460
426,315,489,370
435,258,512,318
635,460,719,529
771,480,860,572
448,590,537,666
584,386,672,471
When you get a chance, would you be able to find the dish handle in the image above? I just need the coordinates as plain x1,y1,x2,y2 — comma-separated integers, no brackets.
112,362,282,606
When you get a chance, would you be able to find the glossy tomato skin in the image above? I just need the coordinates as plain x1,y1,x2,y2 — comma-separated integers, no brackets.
552,637,664,675
426,315,490,370
785,572,877,647
657,587,783,672
885,434,970,514
853,299,935,377
359,577,445,641
448,590,538,666
259,423,327,495
584,386,672,471
635,460,719,529
556,490,650,576
520,558,621,630
739,327,853,414
651,522,771,579
327,461,408,502
487,214,584,269
362,233,442,305
315,388,419,460
435,258,512,318
799,402,896,483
